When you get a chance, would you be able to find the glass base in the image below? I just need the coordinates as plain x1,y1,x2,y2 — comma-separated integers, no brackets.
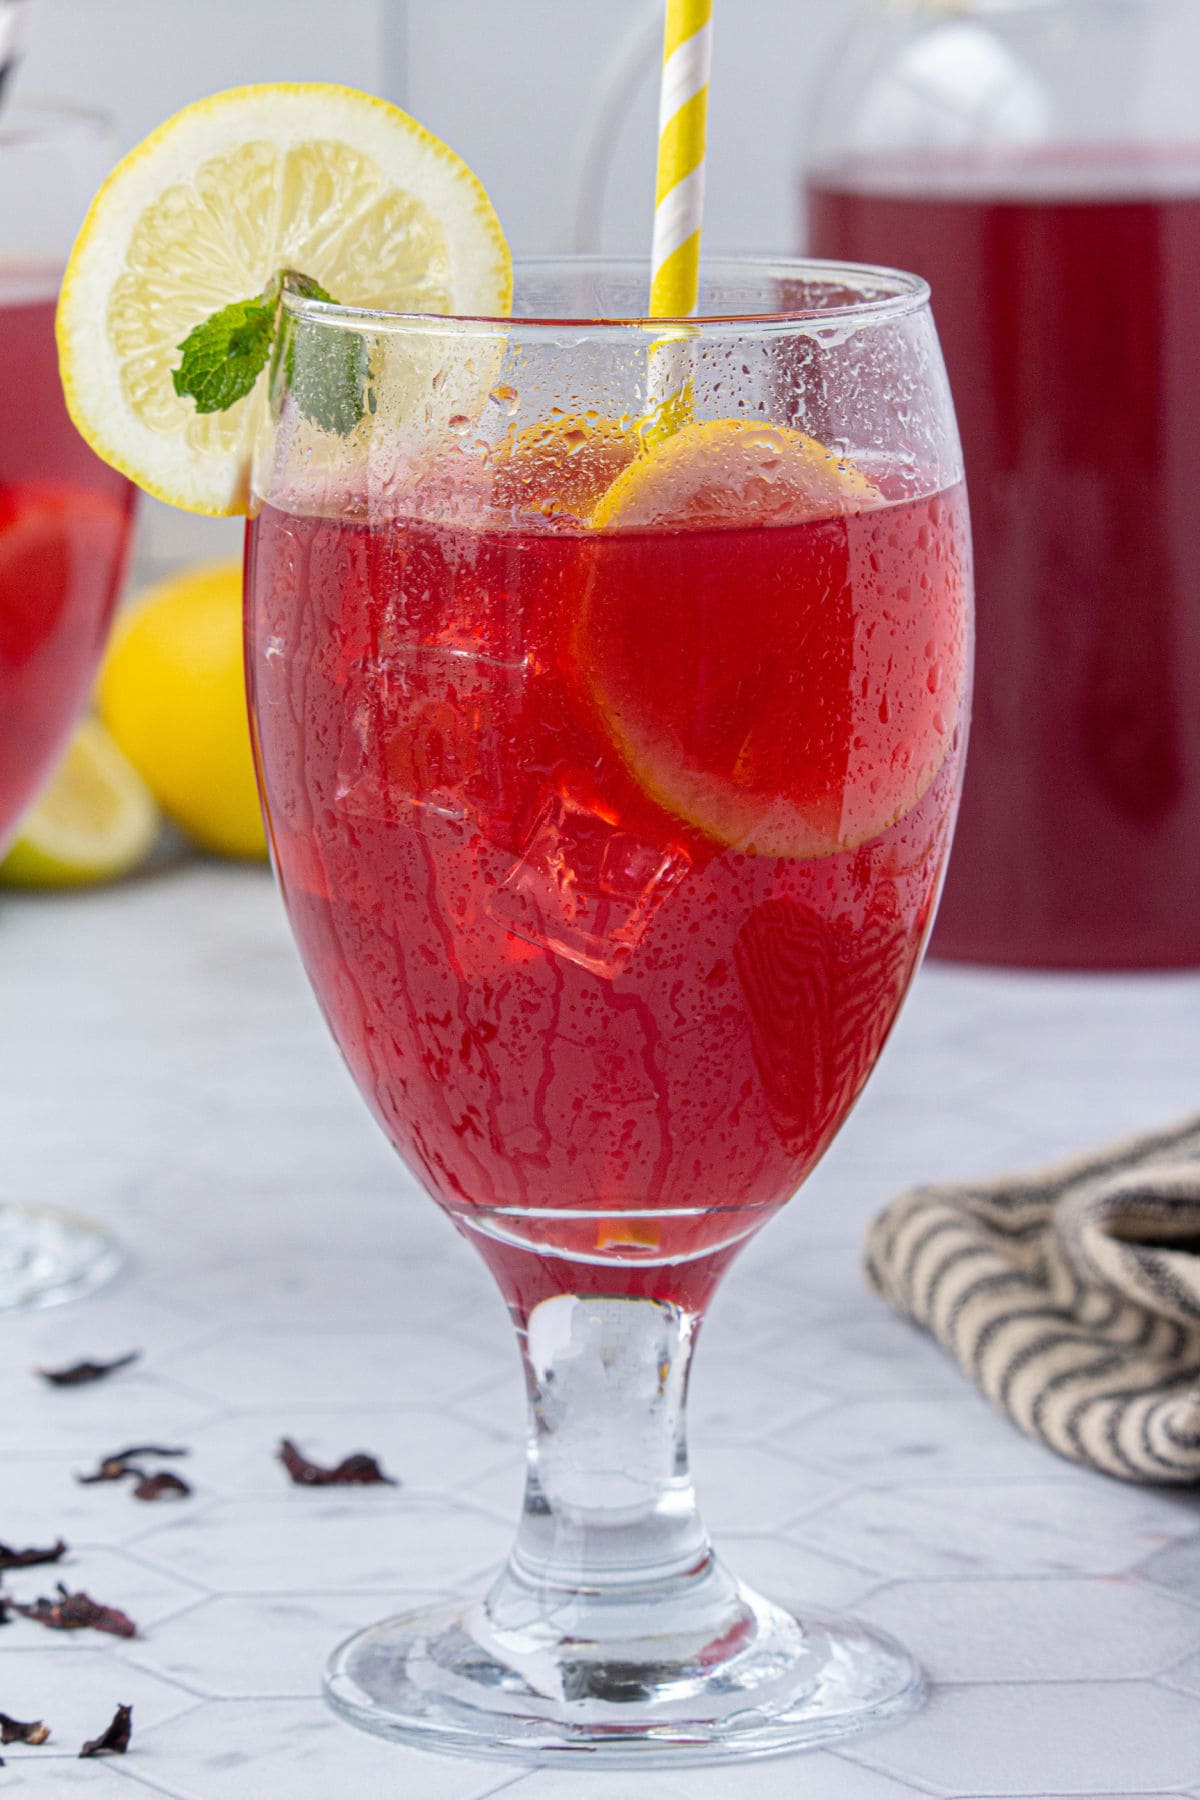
0,1202,124,1311
325,1586,923,1767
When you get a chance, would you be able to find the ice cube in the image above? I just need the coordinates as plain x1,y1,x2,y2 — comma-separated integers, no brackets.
337,636,528,828
487,792,691,979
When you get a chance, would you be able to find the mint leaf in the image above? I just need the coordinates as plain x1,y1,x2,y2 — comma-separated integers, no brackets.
172,285,279,414
283,319,370,436
172,270,365,432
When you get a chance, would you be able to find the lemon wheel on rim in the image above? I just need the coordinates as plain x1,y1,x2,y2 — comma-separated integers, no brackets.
56,83,512,516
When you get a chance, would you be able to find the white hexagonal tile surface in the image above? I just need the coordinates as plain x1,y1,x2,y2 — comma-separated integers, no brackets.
846,1681,1200,1794
3,862,1200,1799
858,1574,1200,1682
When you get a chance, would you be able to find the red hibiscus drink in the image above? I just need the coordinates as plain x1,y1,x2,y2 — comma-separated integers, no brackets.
243,258,972,1769
0,265,132,843
249,464,968,1313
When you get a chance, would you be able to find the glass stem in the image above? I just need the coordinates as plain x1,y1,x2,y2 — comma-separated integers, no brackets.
481,1292,748,1669
326,1282,923,1745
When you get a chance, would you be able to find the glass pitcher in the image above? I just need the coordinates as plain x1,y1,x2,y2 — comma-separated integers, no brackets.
805,0,1200,968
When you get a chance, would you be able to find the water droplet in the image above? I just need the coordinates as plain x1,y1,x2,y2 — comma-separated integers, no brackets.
489,383,519,417
745,427,785,458
448,414,471,434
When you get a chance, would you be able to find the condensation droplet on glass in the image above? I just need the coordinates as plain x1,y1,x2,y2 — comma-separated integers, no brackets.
448,414,471,435
744,427,785,460
489,384,520,417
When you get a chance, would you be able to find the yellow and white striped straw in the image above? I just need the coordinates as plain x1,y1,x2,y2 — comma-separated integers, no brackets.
649,0,714,318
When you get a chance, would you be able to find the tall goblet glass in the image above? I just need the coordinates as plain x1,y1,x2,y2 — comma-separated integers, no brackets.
0,105,136,1309
246,257,971,1765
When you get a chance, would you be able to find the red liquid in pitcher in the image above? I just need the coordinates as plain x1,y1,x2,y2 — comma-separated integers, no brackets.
247,465,968,1305
0,266,135,843
809,155,1200,966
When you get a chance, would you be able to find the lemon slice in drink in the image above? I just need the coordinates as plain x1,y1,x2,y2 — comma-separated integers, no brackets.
0,719,159,888
590,418,880,533
57,83,512,516
583,419,964,857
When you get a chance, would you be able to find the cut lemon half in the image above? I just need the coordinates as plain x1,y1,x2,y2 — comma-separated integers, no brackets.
581,419,965,858
0,719,160,888
97,559,267,861
57,83,512,516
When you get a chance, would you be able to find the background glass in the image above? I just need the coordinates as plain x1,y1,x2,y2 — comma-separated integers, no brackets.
0,103,135,1308
807,0,1200,967
246,257,972,1764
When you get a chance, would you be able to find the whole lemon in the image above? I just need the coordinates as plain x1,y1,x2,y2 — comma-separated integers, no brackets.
97,559,267,860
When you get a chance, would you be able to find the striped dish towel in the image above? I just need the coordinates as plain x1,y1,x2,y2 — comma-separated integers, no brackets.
865,1116,1200,1482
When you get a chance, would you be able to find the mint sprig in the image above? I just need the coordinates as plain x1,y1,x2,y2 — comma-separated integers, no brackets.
277,306,372,438
172,269,363,432
171,289,281,414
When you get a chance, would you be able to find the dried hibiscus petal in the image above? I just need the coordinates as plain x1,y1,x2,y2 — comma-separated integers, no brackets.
37,1352,140,1387
0,1712,49,1745
131,1470,191,1502
77,1445,189,1486
0,1539,67,1570
79,1703,132,1758
15,1583,136,1639
278,1436,398,1487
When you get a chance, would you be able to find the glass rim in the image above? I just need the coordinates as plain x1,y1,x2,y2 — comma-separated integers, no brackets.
0,98,114,150
279,254,932,339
